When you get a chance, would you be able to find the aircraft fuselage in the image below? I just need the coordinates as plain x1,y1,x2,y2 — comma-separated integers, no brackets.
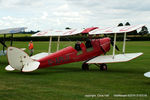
38,37,110,69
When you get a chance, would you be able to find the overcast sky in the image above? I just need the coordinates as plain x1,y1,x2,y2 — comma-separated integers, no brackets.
0,0,149,31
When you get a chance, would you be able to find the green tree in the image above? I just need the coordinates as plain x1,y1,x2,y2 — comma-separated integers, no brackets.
125,22,130,26
65,27,71,30
118,23,123,27
139,26,149,35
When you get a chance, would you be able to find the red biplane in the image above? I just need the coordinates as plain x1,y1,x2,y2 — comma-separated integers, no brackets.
5,24,144,72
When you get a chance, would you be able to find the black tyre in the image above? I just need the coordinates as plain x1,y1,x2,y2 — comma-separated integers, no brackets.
82,63,89,70
100,63,107,71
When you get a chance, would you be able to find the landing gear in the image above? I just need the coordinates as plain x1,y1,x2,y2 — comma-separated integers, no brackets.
100,63,107,71
82,62,107,71
82,62,89,70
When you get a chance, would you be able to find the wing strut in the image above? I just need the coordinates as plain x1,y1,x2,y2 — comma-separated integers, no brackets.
57,36,60,51
112,33,117,59
3,34,6,53
48,36,52,54
10,34,13,46
122,32,126,54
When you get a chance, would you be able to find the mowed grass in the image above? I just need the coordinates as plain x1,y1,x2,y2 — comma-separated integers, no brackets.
0,41,150,100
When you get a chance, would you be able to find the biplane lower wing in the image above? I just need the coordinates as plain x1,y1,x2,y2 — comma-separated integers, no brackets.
87,53,143,64
31,52,50,60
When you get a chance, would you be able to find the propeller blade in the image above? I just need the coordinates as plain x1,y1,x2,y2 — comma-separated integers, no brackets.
110,40,120,51
115,45,120,51
0,40,7,48
104,34,120,51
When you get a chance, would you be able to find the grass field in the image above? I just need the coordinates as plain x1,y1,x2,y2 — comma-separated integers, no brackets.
0,41,150,100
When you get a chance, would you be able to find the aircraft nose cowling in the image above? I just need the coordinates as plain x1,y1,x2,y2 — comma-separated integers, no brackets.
99,37,111,53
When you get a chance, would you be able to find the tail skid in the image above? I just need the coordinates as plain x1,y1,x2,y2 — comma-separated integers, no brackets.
6,47,40,72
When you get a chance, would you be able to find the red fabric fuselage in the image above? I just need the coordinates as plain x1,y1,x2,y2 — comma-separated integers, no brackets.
38,37,110,69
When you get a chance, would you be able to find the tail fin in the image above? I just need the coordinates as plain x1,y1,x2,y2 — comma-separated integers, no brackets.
6,47,40,72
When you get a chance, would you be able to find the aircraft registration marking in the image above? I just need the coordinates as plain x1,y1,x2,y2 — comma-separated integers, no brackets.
48,53,74,65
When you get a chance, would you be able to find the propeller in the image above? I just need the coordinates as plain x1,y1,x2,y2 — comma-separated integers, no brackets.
0,40,7,48
104,34,120,51
110,40,120,51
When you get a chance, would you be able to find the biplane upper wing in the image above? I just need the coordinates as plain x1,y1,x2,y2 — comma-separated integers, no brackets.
32,29,82,37
89,24,145,34
0,27,27,34
31,28,83,54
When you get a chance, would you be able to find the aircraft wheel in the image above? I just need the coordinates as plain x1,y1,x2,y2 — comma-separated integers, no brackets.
82,63,89,70
100,63,107,71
